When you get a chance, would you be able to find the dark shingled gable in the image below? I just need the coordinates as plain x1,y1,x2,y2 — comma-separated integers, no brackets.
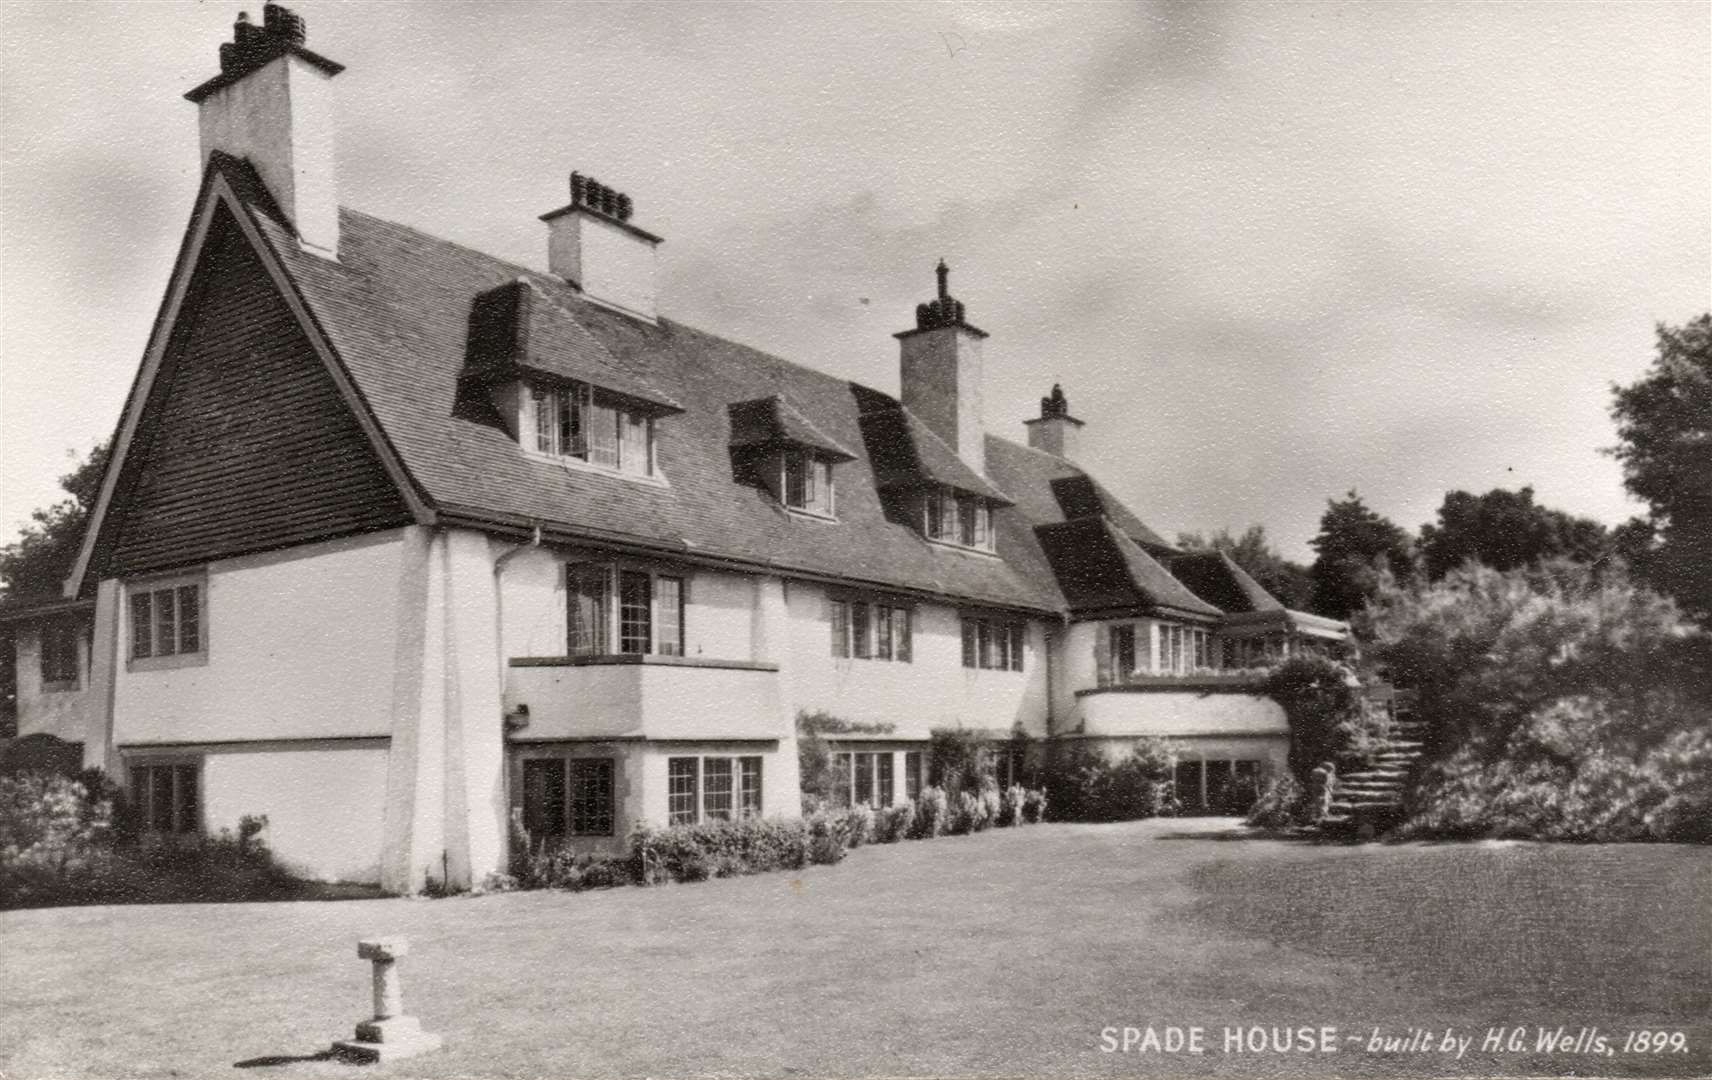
727,395,855,461
1167,550,1285,614
1035,518,1222,619
205,157,1208,617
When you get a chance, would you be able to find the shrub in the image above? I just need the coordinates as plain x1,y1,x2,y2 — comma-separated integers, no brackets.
871,801,915,843
1045,739,1179,822
929,728,990,796
908,787,947,839
945,791,978,835
1021,787,1048,823
841,804,874,848
997,785,1024,827
970,788,999,831
1245,773,1308,829
806,812,847,864
628,817,809,886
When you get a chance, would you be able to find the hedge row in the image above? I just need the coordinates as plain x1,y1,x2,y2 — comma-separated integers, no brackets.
492,784,1048,893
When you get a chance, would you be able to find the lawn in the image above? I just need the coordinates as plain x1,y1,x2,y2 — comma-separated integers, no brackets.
2,818,1707,1079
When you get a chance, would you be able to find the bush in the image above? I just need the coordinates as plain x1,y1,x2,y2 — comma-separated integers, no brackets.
1045,739,1179,822
629,817,810,885
797,710,895,809
997,785,1024,827
841,804,874,848
1245,773,1308,829
1,774,298,909
909,787,947,839
945,790,978,835
929,728,990,796
1364,561,1712,842
806,812,847,864
970,788,999,831
514,843,637,891
1021,788,1047,824
871,801,915,843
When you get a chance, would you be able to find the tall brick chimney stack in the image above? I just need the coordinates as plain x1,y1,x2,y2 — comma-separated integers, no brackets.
896,260,989,475
1023,383,1085,460
185,5,345,259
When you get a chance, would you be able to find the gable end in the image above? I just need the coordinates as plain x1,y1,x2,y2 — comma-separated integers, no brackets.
93,205,414,578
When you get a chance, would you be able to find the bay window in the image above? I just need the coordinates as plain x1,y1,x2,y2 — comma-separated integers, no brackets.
521,757,616,841
529,380,654,477
566,563,686,658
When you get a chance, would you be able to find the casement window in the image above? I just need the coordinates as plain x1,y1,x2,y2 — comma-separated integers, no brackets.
924,487,996,552
522,757,616,840
1110,624,1136,678
781,451,835,517
128,761,200,836
529,381,654,477
39,621,80,689
988,746,1023,789
961,617,1025,671
829,597,911,662
566,563,686,658
904,751,923,802
667,755,763,825
129,579,204,664
840,751,895,808
1154,622,1213,674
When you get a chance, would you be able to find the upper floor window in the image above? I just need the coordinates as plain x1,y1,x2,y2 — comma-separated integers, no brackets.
129,577,205,667
40,621,80,689
567,563,685,657
779,451,835,517
530,381,654,477
1156,622,1214,675
961,617,1024,672
1110,624,1136,678
924,488,994,552
829,598,912,662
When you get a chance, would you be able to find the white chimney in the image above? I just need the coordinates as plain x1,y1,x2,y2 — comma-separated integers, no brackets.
897,261,988,474
185,5,344,259
541,173,662,323
1024,383,1085,460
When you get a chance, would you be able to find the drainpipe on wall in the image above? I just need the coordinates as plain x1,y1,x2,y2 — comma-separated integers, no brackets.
491,520,543,685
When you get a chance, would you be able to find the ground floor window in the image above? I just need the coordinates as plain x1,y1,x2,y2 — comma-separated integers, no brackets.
1173,758,1262,814
128,760,200,836
904,751,923,802
668,755,764,824
522,756,616,840
988,745,1024,789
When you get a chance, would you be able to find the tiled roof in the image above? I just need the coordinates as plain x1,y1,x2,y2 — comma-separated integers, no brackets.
1034,518,1222,618
727,395,855,461
466,279,680,412
215,157,1207,617
1167,550,1284,614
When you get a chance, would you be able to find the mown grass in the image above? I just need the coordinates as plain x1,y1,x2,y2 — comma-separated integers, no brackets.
1,818,1705,1079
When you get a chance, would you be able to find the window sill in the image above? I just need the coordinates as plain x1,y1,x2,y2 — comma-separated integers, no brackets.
127,651,209,674
785,506,838,523
521,447,671,488
924,537,999,558
511,653,779,672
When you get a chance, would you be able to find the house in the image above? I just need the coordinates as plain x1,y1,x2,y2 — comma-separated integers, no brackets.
10,4,1349,893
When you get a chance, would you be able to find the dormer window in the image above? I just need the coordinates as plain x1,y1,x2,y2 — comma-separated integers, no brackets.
529,380,654,477
782,451,835,517
924,487,995,552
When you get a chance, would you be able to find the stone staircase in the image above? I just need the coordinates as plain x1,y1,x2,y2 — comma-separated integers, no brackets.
1320,694,1424,836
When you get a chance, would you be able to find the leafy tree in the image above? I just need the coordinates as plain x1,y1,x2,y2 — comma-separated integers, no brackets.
1307,491,1415,619
1176,525,1312,610
1609,315,1712,623
1418,486,1608,580
0,441,110,601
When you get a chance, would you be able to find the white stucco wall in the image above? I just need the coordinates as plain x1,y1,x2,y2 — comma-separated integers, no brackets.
12,625,92,744
113,531,405,746
507,662,786,740
201,745,389,883
1076,690,1287,739
786,582,1050,738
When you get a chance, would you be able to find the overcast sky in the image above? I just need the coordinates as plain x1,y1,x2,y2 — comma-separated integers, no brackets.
1,1,1707,562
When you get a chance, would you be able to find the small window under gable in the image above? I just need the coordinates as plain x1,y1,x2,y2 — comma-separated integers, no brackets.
924,486,996,553
727,395,855,519
528,380,657,477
